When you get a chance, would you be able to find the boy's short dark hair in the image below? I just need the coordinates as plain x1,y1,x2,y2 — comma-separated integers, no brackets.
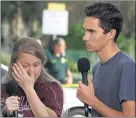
85,2,123,42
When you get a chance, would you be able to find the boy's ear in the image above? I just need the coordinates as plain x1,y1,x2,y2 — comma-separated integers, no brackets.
107,29,116,40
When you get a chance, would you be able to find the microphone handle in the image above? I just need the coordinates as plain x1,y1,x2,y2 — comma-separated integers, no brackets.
82,72,88,85
81,72,89,117
12,93,18,117
13,110,18,117
84,104,89,117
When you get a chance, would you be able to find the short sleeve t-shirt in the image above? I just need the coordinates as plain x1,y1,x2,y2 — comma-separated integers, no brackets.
92,51,135,117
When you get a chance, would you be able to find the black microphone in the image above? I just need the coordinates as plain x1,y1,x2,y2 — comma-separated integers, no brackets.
6,80,18,117
77,57,90,117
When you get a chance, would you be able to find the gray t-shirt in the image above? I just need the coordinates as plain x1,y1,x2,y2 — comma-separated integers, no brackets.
92,51,135,117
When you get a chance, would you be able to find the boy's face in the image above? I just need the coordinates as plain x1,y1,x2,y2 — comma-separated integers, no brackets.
83,16,110,53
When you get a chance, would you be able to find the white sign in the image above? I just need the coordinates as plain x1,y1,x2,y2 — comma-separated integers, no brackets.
42,10,69,35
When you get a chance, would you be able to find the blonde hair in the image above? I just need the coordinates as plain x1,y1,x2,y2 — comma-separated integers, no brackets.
2,37,59,84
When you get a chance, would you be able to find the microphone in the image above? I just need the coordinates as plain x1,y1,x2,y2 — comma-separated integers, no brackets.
6,80,18,117
77,57,90,117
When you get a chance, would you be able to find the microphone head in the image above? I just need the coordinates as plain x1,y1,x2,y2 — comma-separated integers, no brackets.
77,57,90,72
6,80,18,96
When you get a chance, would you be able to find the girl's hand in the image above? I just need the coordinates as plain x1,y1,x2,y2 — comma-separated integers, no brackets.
12,62,35,91
5,96,20,115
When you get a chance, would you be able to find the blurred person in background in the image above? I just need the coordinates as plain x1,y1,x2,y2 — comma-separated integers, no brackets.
45,37,73,84
76,2,135,117
1,37,63,117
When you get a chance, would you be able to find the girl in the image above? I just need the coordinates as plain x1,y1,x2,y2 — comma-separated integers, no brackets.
1,37,63,117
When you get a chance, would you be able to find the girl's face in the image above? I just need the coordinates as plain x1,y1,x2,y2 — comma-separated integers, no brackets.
16,52,42,81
